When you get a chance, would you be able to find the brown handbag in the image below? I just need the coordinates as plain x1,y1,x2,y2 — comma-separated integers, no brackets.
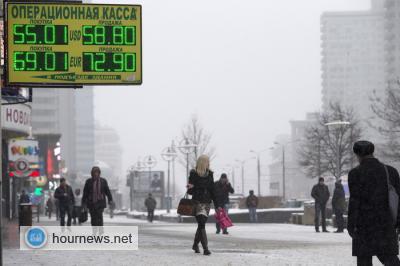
177,193,196,216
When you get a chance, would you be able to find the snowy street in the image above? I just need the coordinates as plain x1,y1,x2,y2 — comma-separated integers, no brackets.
3,215,382,266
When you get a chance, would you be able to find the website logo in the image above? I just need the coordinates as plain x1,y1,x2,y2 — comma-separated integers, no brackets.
24,226,48,249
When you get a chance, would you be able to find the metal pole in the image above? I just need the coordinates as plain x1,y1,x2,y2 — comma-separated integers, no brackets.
130,172,134,211
337,130,340,181
350,125,354,169
231,166,235,191
167,161,170,213
186,153,189,181
282,146,286,200
0,90,3,266
149,167,151,181
172,158,175,198
317,139,321,178
241,163,244,195
257,156,261,196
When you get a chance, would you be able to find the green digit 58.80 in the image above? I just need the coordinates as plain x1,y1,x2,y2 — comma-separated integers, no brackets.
82,26,135,45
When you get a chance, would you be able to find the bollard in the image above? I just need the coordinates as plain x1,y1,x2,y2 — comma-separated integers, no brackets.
19,203,32,227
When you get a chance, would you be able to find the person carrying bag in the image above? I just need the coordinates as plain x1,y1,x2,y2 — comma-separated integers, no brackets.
185,155,220,256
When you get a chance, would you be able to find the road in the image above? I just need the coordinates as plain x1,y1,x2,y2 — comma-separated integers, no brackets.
3,215,381,266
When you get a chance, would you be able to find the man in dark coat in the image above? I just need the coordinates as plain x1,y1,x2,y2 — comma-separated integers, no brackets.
348,141,400,266
214,173,234,234
54,178,75,226
144,193,157,223
46,195,54,219
332,179,346,233
246,190,259,223
311,177,330,232
19,190,30,204
82,166,113,227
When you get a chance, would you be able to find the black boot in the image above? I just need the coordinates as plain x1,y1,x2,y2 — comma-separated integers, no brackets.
216,223,220,234
200,229,211,255
192,228,201,253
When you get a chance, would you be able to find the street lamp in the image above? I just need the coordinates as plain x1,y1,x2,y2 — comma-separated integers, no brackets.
324,121,351,179
178,138,197,180
134,159,147,172
171,141,177,198
128,160,146,211
161,145,177,213
235,157,255,195
272,142,286,201
249,149,269,196
143,155,157,184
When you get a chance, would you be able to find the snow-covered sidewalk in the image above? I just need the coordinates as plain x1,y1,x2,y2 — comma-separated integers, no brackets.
4,216,382,266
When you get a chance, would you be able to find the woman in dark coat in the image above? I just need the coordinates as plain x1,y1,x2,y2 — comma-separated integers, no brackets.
332,180,346,233
348,141,400,266
187,155,219,256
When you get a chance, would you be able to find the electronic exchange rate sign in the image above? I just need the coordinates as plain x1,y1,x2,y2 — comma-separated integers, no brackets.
5,3,142,86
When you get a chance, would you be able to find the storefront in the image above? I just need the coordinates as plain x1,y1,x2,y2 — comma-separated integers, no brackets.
1,103,33,219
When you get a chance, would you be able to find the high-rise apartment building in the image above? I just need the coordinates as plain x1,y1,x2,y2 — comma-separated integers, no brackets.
321,1,385,141
31,88,95,187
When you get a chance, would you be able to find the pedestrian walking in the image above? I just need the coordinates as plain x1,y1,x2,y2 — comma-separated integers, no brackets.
82,166,114,227
332,179,346,233
348,141,400,266
214,173,234,234
144,193,157,223
73,189,82,225
54,178,75,227
19,190,30,204
55,198,60,221
246,190,258,223
109,203,115,219
46,195,54,219
187,155,220,256
311,177,330,233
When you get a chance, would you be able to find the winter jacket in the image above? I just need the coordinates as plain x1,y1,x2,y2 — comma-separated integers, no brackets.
246,195,258,208
348,157,400,257
311,183,330,205
46,199,54,211
187,169,218,207
54,185,75,207
82,177,113,210
145,197,157,210
332,182,346,213
19,194,30,204
214,180,234,206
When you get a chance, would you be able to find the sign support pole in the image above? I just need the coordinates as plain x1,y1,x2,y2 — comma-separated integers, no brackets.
0,82,3,266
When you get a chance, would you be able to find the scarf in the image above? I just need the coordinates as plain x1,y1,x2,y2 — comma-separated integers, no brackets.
92,177,103,203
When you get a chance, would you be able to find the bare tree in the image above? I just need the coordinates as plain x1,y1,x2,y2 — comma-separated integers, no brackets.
178,114,216,170
298,103,362,180
370,81,400,161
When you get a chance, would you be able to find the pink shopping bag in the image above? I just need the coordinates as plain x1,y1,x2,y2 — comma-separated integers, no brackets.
214,208,233,230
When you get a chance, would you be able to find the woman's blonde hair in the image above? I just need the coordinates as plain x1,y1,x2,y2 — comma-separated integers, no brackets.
196,155,210,177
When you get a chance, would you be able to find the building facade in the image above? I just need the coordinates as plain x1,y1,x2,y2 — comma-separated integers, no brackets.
384,0,400,84
95,122,122,190
321,1,385,141
31,88,95,190
268,113,318,200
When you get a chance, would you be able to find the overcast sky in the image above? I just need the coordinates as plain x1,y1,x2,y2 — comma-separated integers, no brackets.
94,0,370,195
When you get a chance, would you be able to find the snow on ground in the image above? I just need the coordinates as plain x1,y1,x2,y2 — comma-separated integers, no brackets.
3,215,384,266
154,223,351,244
129,207,304,218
